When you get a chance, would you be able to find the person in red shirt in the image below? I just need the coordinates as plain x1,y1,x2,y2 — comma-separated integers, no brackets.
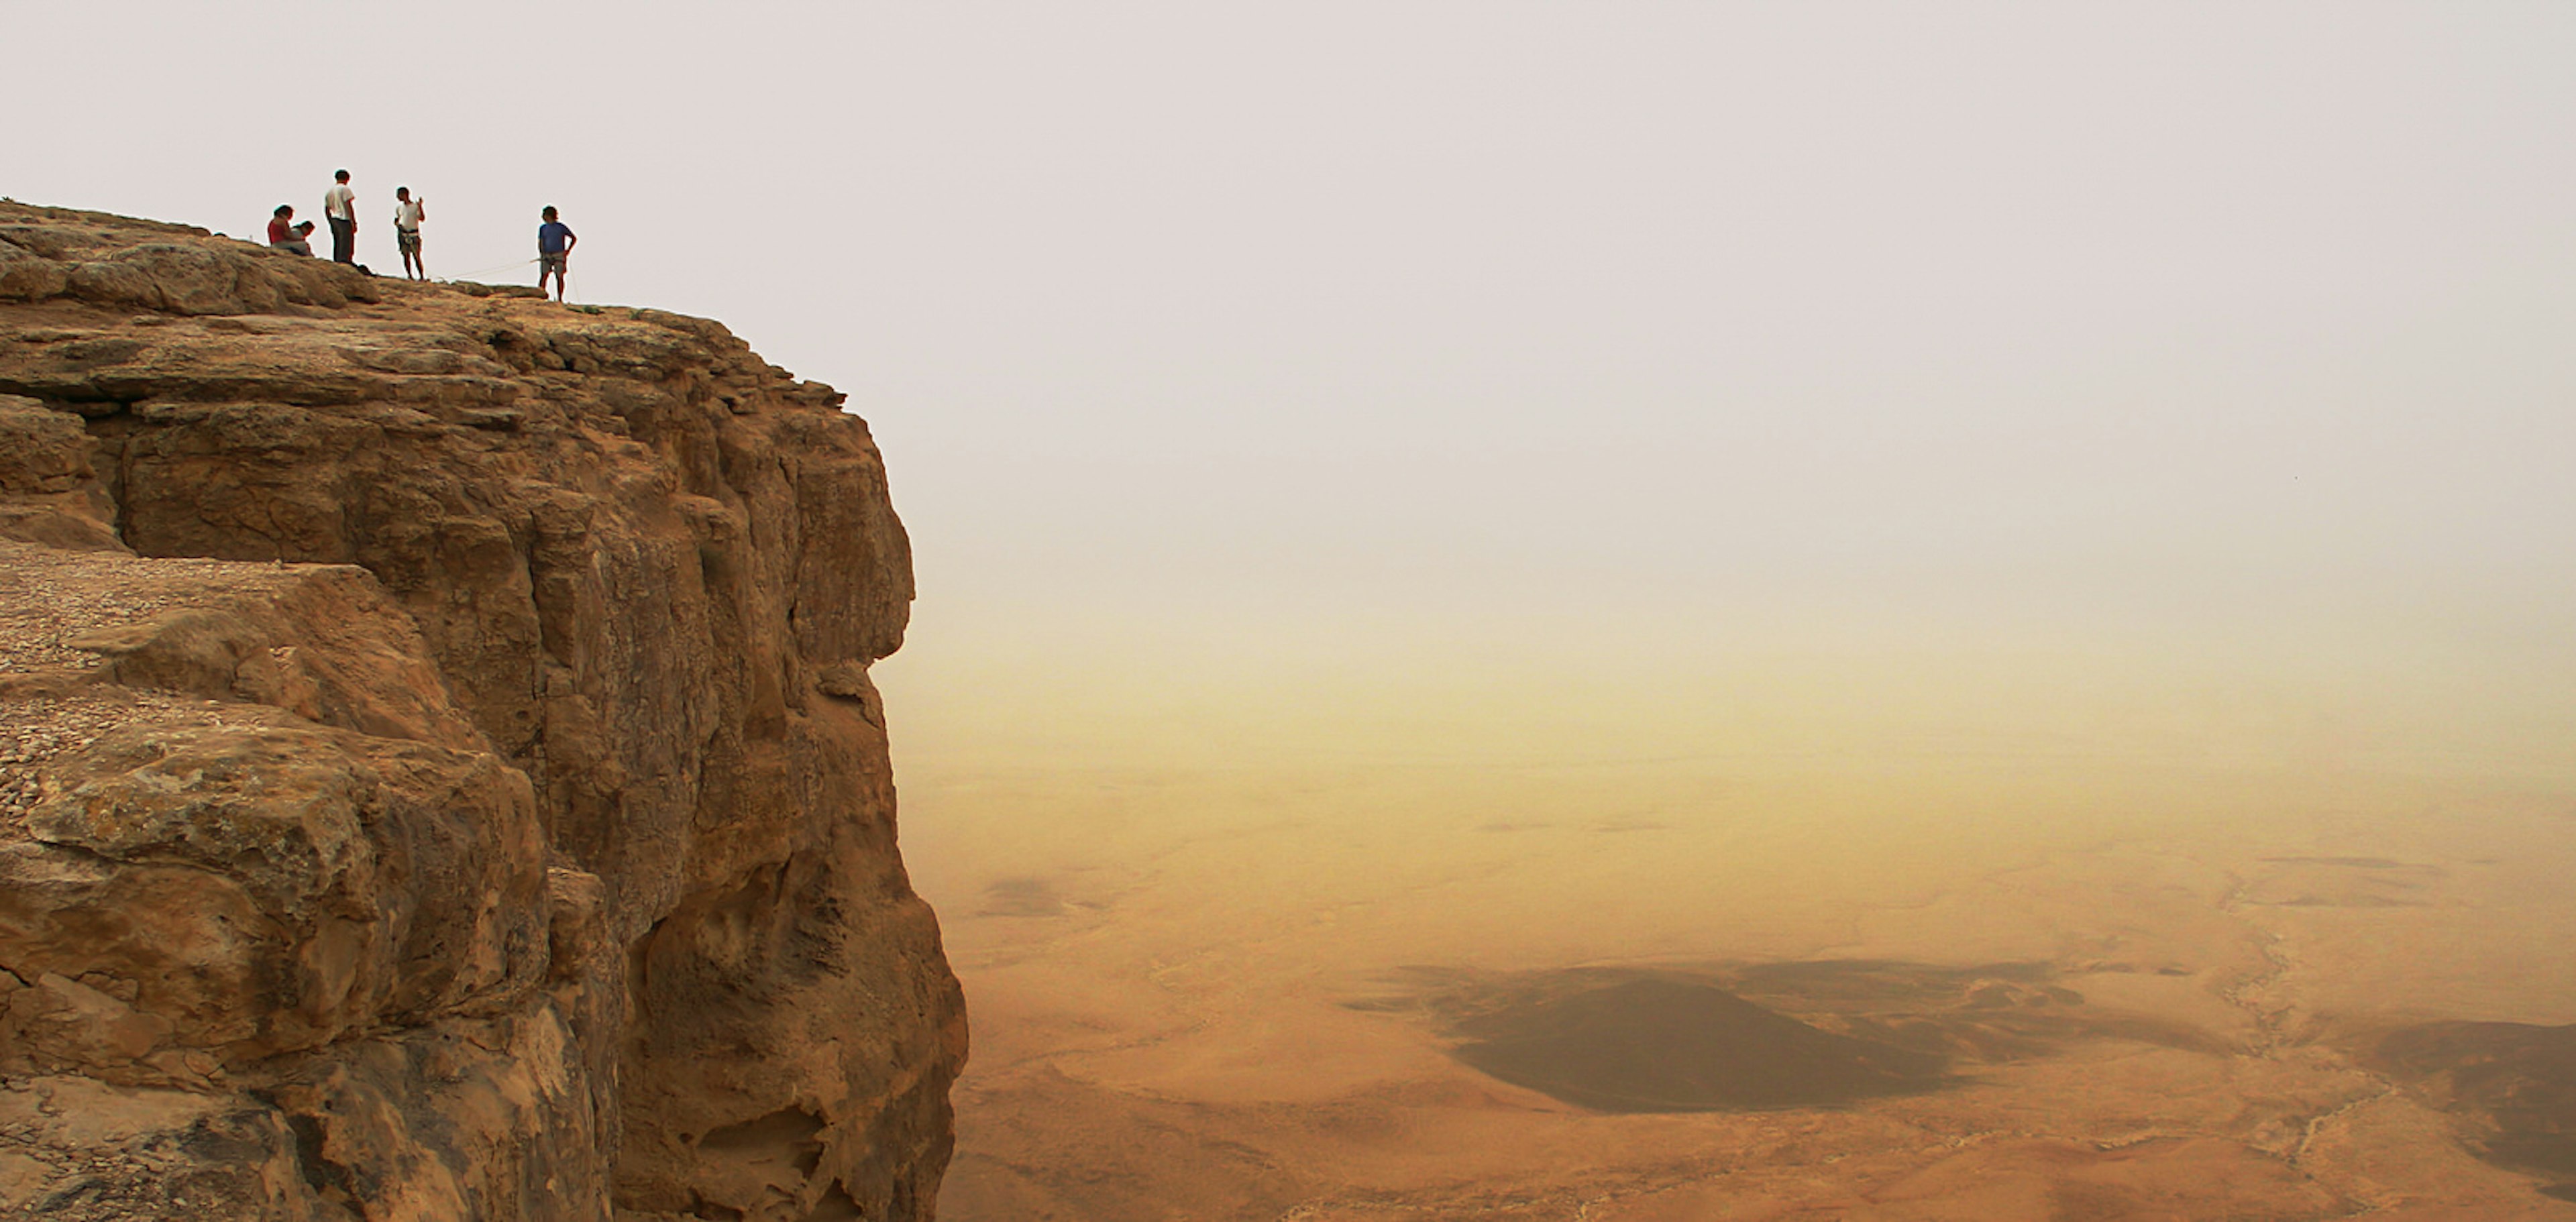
267,205,315,256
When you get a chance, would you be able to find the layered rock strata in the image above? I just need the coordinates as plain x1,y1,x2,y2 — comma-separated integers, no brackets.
0,203,964,1221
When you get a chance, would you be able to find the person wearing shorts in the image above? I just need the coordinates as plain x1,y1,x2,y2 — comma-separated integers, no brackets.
393,187,427,279
537,206,577,301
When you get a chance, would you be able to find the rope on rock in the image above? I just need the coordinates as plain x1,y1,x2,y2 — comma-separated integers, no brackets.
440,256,539,282
429,257,578,304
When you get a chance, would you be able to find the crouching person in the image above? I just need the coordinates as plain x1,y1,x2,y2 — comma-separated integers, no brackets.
266,205,316,256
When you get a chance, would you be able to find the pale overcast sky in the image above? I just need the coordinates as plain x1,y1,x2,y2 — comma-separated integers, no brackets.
13,3,2575,736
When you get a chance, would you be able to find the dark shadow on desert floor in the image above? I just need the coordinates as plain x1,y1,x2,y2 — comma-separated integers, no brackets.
1448,973,1951,1111
978,876,1070,917
1354,960,2224,1113
2371,1019,2576,1201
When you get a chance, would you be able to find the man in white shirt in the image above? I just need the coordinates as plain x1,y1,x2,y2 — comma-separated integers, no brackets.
393,187,427,280
323,170,357,264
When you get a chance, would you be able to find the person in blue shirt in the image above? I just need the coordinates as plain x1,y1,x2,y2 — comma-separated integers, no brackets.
537,206,578,301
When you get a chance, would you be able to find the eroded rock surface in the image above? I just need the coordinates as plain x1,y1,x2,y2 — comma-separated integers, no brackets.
0,202,964,1221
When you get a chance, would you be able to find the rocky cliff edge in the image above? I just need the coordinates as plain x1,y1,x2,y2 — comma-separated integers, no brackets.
0,203,965,1221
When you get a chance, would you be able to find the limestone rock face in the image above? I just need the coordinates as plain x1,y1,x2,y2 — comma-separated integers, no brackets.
0,203,964,1221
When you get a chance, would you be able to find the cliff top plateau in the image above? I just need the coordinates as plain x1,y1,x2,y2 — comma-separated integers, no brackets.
0,201,965,1221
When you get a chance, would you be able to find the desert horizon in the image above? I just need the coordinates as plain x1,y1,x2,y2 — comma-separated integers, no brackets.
885,604,2576,1216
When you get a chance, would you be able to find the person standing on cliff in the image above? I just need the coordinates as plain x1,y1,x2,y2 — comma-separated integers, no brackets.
393,186,427,280
537,206,577,302
323,170,358,264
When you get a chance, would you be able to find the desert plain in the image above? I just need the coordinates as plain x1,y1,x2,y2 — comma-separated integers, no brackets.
888,614,2576,1219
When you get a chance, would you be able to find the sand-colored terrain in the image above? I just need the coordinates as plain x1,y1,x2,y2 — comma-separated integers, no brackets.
892,634,2576,1219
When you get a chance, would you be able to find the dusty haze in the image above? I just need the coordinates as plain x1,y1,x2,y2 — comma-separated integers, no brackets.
14,1,2575,1215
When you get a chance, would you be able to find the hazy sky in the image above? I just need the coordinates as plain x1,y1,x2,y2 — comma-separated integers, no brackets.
13,2,2575,765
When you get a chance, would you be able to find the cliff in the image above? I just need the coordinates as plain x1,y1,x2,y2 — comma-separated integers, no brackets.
0,203,965,1221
